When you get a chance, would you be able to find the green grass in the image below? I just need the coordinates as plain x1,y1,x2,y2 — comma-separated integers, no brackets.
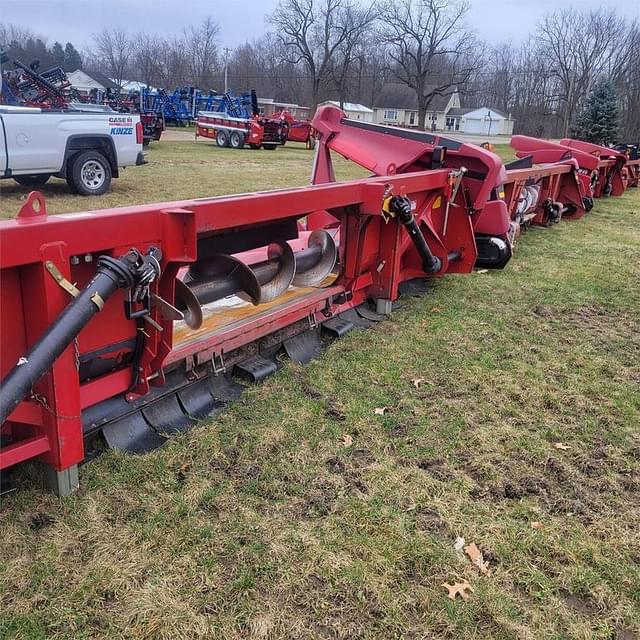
0,139,638,640
0,140,514,218
0,139,367,218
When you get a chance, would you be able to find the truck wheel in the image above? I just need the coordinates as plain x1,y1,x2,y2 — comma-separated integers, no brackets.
262,144,277,150
67,150,112,196
249,143,261,150
216,130,229,147
229,131,245,149
14,174,51,187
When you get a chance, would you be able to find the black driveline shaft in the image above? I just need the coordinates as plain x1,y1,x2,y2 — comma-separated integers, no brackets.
0,252,149,424
390,196,442,273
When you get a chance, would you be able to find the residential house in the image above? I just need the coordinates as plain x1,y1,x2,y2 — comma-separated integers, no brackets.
373,84,460,130
66,69,120,96
258,98,310,119
373,83,515,135
318,101,374,122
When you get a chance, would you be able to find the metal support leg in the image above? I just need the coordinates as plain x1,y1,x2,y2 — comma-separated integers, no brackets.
44,464,79,497
375,298,393,316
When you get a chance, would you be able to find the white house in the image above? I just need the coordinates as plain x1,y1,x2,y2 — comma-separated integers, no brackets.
319,101,374,122
66,69,119,95
451,107,514,136
372,83,515,135
116,79,156,92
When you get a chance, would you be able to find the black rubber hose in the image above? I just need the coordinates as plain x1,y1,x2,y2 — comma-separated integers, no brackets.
390,196,442,273
0,251,146,424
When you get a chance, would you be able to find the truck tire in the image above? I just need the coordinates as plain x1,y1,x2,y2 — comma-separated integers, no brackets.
67,150,112,196
14,174,51,187
229,131,245,149
262,144,278,150
249,143,261,150
216,130,229,147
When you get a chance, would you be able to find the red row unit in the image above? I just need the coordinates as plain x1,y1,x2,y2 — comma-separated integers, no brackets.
196,112,287,150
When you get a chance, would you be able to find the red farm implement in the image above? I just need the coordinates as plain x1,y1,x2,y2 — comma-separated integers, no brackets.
615,144,640,188
309,107,514,268
0,106,613,495
271,110,315,147
1,53,71,109
196,112,287,150
510,136,627,199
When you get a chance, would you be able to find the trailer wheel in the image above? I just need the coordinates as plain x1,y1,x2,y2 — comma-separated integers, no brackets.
14,174,51,187
67,150,112,196
216,130,230,147
229,131,245,149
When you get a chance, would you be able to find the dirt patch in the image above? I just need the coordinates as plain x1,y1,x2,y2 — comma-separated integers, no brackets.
559,588,598,615
324,402,346,421
414,506,448,537
29,512,54,530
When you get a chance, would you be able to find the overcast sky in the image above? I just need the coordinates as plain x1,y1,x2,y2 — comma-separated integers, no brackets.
2,0,638,51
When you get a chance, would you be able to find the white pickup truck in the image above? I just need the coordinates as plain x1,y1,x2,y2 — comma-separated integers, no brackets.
0,105,146,195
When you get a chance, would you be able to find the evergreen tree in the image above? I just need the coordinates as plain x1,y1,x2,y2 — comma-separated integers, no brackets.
51,42,65,67
63,42,82,72
571,78,618,145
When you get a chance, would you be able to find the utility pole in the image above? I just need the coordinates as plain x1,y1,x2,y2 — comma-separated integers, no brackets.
223,47,231,93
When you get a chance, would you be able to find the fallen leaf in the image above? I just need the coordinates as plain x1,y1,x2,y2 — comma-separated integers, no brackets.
530,521,543,530
341,434,353,447
374,407,388,416
412,378,425,389
553,442,571,450
430,306,442,313
442,581,474,601
464,542,492,576
454,536,466,552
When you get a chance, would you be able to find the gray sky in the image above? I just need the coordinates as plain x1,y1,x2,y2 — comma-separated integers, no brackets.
2,0,638,51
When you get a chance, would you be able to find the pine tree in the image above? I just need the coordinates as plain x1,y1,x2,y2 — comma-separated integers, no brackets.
571,78,618,145
63,42,82,72
51,42,65,67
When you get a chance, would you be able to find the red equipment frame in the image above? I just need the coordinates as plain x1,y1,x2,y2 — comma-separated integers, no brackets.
271,110,314,145
0,106,615,495
0,110,484,491
511,136,626,198
196,112,286,149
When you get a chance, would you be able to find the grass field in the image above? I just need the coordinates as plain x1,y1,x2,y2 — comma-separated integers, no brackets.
1,137,639,640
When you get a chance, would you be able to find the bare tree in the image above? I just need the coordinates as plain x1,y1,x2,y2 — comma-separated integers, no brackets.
134,34,165,88
350,41,389,108
92,28,132,86
537,8,625,137
0,23,36,49
269,0,377,113
328,2,379,106
380,0,481,129
183,17,220,88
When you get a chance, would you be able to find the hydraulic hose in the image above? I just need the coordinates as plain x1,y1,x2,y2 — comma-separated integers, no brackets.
389,196,442,273
0,249,161,424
